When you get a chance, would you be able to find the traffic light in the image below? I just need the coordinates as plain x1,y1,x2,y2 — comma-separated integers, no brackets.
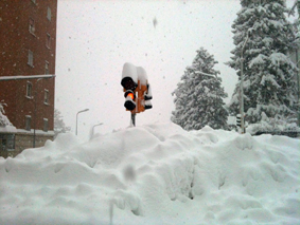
121,62,153,126
236,114,241,127
124,90,136,111
121,63,138,111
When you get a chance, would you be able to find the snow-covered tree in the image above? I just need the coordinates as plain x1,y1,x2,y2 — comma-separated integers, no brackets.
227,0,299,126
54,109,70,137
0,101,12,127
172,47,229,130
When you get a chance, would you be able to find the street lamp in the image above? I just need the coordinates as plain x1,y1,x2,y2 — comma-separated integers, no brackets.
194,71,217,78
240,30,250,134
76,108,89,135
89,122,103,140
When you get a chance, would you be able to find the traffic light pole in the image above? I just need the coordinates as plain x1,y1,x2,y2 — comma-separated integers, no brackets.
131,113,136,127
240,30,250,134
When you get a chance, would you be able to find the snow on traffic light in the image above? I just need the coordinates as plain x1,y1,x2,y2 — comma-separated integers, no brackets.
121,62,152,125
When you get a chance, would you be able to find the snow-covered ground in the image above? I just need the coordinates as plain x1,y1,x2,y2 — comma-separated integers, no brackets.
0,123,299,225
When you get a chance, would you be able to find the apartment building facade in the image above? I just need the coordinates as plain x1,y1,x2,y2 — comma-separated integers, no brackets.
0,0,57,157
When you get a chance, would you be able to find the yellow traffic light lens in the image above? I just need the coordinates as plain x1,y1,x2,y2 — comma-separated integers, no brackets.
128,92,134,100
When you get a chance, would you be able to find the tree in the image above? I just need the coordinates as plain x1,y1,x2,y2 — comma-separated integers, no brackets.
54,109,70,137
227,0,299,127
171,47,229,130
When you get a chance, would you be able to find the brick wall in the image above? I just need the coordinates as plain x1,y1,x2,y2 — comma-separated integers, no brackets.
0,0,57,131
15,132,53,153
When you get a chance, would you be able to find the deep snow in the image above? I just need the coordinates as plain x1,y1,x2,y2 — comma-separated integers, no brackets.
0,123,299,225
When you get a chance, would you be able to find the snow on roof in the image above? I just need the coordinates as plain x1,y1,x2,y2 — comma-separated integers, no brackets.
16,129,55,136
0,125,17,133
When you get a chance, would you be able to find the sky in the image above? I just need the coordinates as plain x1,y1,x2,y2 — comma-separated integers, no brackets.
55,0,297,141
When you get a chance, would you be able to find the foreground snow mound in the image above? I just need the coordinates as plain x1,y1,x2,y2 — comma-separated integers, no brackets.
0,123,299,225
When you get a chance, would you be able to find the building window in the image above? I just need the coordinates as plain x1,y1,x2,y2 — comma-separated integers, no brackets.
29,18,35,34
44,89,49,104
28,50,34,67
47,7,51,21
25,116,31,131
0,134,15,151
46,34,51,48
43,118,48,132
45,61,49,74
26,82,33,98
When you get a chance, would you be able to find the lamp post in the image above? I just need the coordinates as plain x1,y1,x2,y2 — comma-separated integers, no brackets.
76,108,89,135
89,122,103,140
240,30,250,134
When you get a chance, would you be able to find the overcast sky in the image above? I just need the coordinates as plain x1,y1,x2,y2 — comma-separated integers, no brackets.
55,0,297,141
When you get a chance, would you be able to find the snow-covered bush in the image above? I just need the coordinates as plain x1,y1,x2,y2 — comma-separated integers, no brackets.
247,112,300,134
0,101,12,127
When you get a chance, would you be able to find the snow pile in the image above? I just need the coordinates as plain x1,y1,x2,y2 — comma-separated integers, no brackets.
0,123,300,225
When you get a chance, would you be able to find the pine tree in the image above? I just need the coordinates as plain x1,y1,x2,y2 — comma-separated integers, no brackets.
54,109,70,137
228,0,298,125
172,47,229,130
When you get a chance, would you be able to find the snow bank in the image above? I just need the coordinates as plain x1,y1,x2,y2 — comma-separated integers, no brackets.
0,123,299,225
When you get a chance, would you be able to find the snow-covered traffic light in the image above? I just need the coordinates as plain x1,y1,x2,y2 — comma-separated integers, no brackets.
121,62,153,126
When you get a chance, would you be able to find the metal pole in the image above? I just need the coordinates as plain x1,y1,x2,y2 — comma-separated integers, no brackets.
33,78,43,148
76,113,79,135
76,108,89,135
0,74,55,81
240,30,250,134
194,71,217,78
89,123,103,140
131,113,136,127
296,49,300,126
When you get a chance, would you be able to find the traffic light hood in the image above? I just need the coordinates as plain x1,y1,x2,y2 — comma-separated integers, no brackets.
121,77,137,90
121,62,138,90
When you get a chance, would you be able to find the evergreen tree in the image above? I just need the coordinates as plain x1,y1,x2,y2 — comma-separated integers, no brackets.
228,0,298,125
54,109,70,137
172,47,228,130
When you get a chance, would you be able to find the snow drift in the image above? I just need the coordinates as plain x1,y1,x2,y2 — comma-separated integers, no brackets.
0,123,299,225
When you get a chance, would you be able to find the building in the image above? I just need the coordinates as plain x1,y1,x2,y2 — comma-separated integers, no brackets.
0,0,57,157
